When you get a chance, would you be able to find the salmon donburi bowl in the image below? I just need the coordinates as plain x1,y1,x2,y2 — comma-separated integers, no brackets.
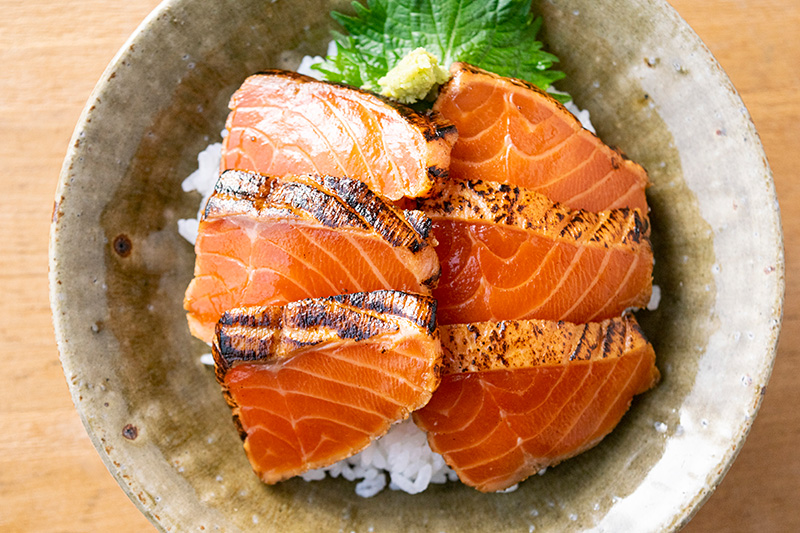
49,0,783,531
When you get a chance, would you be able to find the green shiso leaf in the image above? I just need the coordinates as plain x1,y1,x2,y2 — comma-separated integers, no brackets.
312,0,569,102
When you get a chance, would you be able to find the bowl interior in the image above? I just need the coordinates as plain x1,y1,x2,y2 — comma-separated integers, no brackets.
50,0,783,531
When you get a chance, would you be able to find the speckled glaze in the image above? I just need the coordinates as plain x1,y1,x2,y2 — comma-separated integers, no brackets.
49,0,784,531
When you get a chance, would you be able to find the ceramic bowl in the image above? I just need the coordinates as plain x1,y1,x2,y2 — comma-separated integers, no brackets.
49,0,784,530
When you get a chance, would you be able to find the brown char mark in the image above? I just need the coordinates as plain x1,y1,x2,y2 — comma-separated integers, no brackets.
270,174,432,254
627,313,647,339
568,324,592,362
213,291,438,378
387,101,456,141
205,170,272,218
326,291,438,337
601,319,618,359
317,176,428,252
229,411,248,441
630,210,649,243
217,304,281,328
420,268,442,290
286,296,398,345
297,291,437,339
214,169,269,199
427,165,448,181
213,305,283,382
609,208,649,245
403,210,434,243
268,178,369,231
422,121,458,143
210,171,435,254
560,211,586,240
422,178,652,249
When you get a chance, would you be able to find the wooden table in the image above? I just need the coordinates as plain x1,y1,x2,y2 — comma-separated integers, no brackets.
1,1,796,531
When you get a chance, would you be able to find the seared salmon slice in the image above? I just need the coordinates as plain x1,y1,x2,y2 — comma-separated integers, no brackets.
434,63,649,212
184,170,440,343
413,314,659,492
213,291,443,484
417,179,653,325
222,70,457,201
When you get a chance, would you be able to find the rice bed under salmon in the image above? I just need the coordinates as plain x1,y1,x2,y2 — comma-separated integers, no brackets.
177,54,658,497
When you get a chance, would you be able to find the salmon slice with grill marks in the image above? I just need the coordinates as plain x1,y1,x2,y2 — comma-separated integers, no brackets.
434,63,649,212
221,70,457,201
413,314,659,492
184,170,440,343
417,179,652,325
213,290,443,484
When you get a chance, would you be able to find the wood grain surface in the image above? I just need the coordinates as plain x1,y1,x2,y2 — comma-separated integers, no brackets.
0,1,797,531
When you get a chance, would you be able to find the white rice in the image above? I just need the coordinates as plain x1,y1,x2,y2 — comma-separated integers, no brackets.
295,41,338,79
176,53,657,497
177,139,225,244
564,100,596,134
301,418,458,498
647,284,662,311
